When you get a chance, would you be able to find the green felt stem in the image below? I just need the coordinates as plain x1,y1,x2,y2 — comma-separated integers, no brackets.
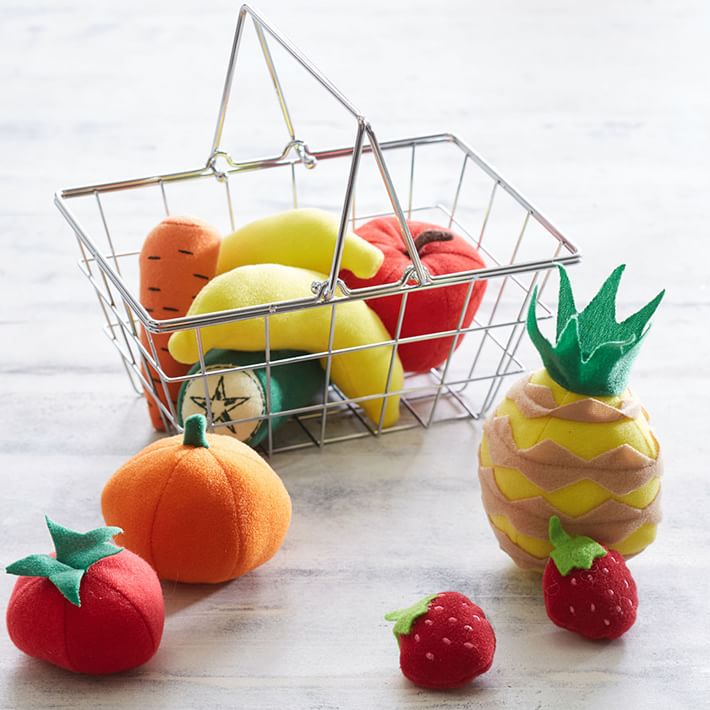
5,517,123,606
183,413,209,448
548,516,606,576
527,264,665,396
385,594,438,639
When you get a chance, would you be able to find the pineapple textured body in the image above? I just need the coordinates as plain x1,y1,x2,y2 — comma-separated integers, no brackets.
478,369,662,570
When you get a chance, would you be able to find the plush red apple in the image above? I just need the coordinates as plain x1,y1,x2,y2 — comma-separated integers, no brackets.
5,517,164,674
341,217,487,372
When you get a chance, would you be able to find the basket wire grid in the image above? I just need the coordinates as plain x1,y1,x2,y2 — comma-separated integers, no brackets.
55,5,580,456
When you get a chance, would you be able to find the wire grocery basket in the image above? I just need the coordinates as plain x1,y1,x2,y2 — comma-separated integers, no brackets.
55,4,580,455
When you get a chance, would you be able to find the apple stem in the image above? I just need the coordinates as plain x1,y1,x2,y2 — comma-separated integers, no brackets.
414,229,453,255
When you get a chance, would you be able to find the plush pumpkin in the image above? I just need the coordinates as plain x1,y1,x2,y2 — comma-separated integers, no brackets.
478,265,664,570
341,217,487,373
101,414,292,584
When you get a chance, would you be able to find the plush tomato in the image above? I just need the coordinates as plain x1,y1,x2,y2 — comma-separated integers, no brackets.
5,517,164,675
341,217,487,372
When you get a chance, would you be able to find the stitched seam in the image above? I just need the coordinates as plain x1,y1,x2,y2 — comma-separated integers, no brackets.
62,589,77,671
213,453,243,579
149,448,192,572
92,573,157,653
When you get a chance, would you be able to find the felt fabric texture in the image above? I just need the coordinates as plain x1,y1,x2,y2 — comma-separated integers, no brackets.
177,349,323,447
385,592,495,689
139,216,221,431
485,460,661,516
478,370,662,570
340,217,487,373
543,517,638,640
528,265,664,397
217,207,384,279
482,411,661,496
168,264,403,427
101,417,292,583
6,517,123,605
480,468,662,547
6,542,163,674
547,515,606,575
506,374,644,422
182,413,210,448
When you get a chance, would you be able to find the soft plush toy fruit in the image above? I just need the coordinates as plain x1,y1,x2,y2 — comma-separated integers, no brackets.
479,265,664,570
168,264,404,427
139,216,221,430
5,517,163,674
341,217,487,372
101,414,291,583
217,207,383,279
543,516,638,640
177,348,323,447
385,592,495,689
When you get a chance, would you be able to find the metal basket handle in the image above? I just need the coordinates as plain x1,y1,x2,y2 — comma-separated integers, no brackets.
208,4,430,299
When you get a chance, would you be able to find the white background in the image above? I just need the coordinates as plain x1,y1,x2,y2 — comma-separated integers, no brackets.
1,1,708,708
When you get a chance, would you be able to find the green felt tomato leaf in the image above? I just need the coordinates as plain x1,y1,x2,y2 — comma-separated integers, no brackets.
5,517,123,606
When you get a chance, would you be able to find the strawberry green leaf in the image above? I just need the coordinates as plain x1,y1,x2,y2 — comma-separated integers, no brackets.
5,517,123,606
548,516,606,576
385,594,438,639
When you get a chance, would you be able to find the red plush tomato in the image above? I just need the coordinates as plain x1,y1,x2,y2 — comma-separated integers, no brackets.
5,517,164,675
341,217,487,372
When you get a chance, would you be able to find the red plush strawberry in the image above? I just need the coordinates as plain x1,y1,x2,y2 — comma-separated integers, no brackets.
385,591,495,688
5,517,164,674
543,516,638,640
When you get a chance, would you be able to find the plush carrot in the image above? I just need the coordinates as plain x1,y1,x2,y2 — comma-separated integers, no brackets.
139,216,221,430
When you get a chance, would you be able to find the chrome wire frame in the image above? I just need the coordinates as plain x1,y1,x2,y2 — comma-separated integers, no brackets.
55,4,580,454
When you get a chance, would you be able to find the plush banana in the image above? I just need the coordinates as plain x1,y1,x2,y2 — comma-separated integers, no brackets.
216,208,384,279
168,264,403,427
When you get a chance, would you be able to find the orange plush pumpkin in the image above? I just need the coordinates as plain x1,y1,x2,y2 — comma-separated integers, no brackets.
101,415,291,584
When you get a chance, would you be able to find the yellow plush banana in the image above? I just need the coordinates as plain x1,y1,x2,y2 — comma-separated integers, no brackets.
168,264,402,427
216,208,384,279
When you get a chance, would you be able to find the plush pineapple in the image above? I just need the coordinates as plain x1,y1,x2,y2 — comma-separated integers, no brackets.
478,265,664,570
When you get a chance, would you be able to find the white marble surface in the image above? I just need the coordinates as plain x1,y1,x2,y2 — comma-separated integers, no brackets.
1,1,709,708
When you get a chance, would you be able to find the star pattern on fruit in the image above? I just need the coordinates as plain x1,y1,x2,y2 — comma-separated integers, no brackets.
189,376,250,433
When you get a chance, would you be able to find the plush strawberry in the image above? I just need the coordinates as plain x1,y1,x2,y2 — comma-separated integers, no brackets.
385,591,495,689
543,516,638,640
5,517,164,674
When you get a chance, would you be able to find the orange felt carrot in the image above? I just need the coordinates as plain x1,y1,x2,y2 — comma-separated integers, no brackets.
139,216,221,430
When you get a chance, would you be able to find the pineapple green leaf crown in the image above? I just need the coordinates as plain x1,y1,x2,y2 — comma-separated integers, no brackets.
527,264,664,397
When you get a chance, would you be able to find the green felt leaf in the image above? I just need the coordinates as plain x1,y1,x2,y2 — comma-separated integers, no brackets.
385,594,438,639
556,265,577,337
527,265,665,396
183,413,210,448
548,516,606,576
5,517,123,606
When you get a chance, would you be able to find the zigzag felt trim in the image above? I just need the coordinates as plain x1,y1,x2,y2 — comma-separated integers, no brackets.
507,375,643,423
478,466,662,543
482,415,663,496
488,524,548,571
487,515,646,572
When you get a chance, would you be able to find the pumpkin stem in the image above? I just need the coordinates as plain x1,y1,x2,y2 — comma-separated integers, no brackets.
183,414,210,448
414,229,453,255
